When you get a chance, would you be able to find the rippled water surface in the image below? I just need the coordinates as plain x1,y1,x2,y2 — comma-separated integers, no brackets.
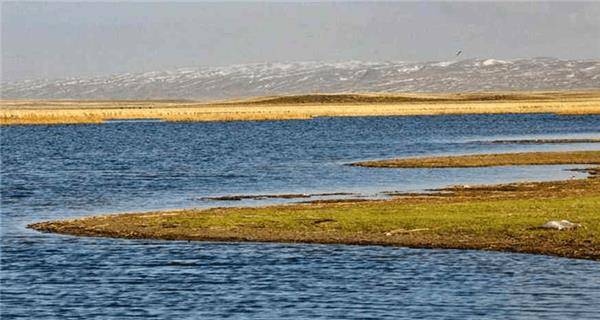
2,114,600,319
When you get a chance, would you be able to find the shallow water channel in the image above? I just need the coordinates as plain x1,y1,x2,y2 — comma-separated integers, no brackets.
2,114,600,319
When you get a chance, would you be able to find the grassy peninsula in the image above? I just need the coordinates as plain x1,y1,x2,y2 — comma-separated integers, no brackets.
29,151,600,260
351,150,600,168
3,90,600,125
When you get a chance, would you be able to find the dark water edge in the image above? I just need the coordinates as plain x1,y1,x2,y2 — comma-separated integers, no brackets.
2,114,600,319
2,237,600,319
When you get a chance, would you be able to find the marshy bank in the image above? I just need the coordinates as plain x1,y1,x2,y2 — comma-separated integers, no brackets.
351,150,600,168
29,151,600,260
2,90,600,125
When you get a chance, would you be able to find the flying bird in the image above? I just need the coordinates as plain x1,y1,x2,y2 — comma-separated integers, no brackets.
456,50,463,57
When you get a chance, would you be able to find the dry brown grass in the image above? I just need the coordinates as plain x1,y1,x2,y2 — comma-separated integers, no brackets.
352,151,600,168
2,91,600,125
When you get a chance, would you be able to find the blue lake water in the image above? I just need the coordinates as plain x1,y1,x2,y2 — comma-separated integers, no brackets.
1,114,600,319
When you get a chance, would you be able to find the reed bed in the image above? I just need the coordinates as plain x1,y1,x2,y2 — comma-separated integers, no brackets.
2,91,600,125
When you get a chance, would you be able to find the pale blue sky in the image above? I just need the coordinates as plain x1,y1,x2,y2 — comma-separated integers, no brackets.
2,1,599,81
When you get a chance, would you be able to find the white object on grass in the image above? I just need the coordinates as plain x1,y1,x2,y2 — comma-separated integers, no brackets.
539,220,582,230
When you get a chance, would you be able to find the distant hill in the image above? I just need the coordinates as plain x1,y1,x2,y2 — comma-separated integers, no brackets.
2,58,599,100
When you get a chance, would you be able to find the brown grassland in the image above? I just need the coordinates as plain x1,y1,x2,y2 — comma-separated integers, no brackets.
2,90,600,125
352,150,600,168
29,151,600,260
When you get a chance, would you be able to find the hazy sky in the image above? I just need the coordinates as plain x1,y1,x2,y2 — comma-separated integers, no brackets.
2,1,600,81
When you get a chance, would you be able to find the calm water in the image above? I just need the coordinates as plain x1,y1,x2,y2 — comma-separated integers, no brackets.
1,114,600,319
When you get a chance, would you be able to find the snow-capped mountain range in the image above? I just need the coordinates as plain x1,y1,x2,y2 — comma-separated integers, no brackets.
2,58,599,100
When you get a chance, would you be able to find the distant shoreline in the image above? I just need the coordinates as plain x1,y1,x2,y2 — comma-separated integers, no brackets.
29,151,600,260
2,90,600,125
